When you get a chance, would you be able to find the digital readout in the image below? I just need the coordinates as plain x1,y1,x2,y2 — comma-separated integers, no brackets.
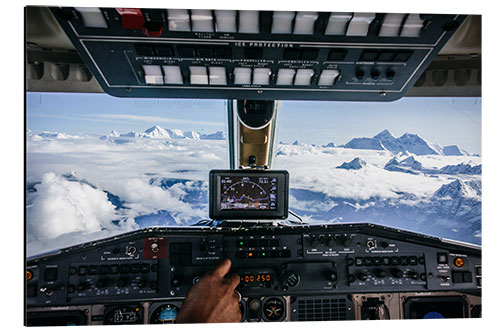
240,274,272,284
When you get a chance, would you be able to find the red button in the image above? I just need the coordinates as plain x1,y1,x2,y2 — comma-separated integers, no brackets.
116,8,145,30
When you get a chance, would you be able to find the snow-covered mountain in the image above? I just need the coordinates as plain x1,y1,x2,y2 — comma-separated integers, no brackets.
434,179,480,200
443,145,470,156
100,126,224,141
183,131,201,140
343,130,464,156
337,157,365,170
144,125,172,139
199,131,227,140
439,163,481,175
323,142,335,148
384,156,420,174
344,138,386,150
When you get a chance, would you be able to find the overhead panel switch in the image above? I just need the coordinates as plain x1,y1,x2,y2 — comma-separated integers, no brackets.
346,12,376,36
379,13,406,37
75,7,108,28
293,12,319,35
142,65,164,84
324,12,353,35
191,10,214,32
400,14,425,37
238,10,260,33
271,11,296,34
215,10,237,32
167,9,191,31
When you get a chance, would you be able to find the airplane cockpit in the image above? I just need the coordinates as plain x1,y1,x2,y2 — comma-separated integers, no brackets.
25,2,482,326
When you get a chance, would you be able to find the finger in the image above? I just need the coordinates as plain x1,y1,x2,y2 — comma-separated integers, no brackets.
210,258,232,278
225,272,241,289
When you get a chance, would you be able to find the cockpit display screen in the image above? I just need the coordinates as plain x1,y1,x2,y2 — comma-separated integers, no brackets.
220,176,277,210
209,170,289,220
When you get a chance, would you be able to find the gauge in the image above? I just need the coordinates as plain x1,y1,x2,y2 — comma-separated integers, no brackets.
150,304,179,324
262,297,286,321
104,306,141,325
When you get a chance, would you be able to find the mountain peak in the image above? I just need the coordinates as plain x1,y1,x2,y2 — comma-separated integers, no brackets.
434,179,475,199
336,157,366,170
374,129,395,140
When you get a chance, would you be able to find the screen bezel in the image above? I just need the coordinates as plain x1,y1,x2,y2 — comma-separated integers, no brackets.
209,169,289,220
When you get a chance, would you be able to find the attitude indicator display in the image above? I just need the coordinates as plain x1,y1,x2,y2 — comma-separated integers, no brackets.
220,176,277,210
210,170,289,220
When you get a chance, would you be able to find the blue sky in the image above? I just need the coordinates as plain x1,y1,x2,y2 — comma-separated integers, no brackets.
26,92,481,154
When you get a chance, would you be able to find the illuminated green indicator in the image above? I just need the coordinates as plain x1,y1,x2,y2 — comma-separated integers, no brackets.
239,241,244,246
262,252,266,256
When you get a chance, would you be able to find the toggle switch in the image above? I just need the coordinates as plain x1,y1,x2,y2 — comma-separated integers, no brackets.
233,67,252,85
379,13,406,37
209,67,227,85
346,12,376,36
271,11,296,34
215,10,237,32
191,9,214,32
162,66,183,84
294,69,314,85
318,69,340,86
142,65,164,84
276,68,296,85
400,14,424,37
189,66,209,85
167,9,190,31
75,8,108,28
253,68,271,85
293,12,319,35
324,12,353,35
238,10,260,33
116,8,145,30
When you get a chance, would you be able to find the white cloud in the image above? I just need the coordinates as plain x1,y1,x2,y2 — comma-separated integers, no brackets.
26,173,125,254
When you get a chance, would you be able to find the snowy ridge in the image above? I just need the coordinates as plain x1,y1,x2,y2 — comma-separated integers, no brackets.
337,157,366,170
100,125,225,141
343,129,469,156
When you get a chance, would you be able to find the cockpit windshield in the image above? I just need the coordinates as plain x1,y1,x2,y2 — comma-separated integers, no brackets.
26,93,481,256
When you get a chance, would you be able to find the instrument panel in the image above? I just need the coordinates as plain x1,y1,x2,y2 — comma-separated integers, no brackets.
26,223,481,325
48,7,467,101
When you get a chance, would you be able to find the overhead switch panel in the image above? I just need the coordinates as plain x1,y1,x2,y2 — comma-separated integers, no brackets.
52,6,466,101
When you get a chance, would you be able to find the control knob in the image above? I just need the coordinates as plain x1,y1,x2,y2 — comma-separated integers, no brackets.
328,238,336,248
284,271,300,287
337,237,352,247
357,272,369,281
311,238,320,248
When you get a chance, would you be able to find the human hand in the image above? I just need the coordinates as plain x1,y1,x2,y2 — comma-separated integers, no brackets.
176,258,242,323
